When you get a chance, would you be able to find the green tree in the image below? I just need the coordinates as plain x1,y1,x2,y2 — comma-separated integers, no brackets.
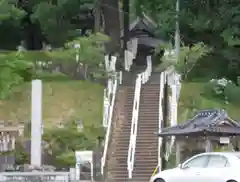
0,0,96,49
133,0,239,78
30,0,95,45
173,43,210,80
0,52,33,99
43,122,104,168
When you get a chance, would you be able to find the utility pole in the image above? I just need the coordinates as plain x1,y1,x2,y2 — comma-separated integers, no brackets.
123,0,130,51
161,72,168,170
175,0,180,62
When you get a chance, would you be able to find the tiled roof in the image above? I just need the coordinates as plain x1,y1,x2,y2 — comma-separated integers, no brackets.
121,13,156,37
159,109,240,136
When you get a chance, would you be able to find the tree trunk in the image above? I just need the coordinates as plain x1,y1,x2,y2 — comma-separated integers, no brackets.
123,0,129,51
102,0,121,54
94,0,101,33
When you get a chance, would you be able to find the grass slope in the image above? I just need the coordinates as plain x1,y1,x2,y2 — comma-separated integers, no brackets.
178,82,240,122
0,80,239,128
0,81,104,127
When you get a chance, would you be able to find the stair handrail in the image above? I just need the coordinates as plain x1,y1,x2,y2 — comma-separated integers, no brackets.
127,55,153,179
141,56,152,84
102,55,116,127
101,55,119,175
127,73,142,179
102,88,109,127
158,72,165,172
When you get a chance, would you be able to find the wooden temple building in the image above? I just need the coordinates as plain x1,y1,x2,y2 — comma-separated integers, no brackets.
159,109,240,164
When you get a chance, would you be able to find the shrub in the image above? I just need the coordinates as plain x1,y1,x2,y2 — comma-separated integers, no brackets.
203,78,240,104
225,79,240,104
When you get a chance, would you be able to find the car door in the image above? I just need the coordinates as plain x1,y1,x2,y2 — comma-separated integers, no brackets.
171,155,208,182
200,154,229,182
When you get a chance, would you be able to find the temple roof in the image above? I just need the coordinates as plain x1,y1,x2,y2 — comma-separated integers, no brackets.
121,13,157,38
159,109,240,136
129,13,156,34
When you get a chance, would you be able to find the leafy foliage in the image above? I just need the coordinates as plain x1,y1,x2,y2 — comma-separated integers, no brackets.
0,52,33,99
0,0,95,48
65,33,108,65
0,33,108,96
0,0,25,22
43,121,104,168
29,0,94,45
18,33,108,64
174,43,210,80
136,0,240,81
203,78,240,105
224,81,240,104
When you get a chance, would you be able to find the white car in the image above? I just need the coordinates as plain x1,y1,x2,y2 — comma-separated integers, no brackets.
150,152,240,182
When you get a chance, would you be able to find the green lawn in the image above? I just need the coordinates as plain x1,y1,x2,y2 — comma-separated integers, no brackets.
0,81,104,128
178,82,240,122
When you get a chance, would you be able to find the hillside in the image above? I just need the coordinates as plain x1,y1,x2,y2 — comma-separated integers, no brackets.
0,81,104,127
0,81,240,127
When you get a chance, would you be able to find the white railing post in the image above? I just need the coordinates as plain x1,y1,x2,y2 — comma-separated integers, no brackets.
141,56,152,84
118,71,123,85
110,56,117,72
124,38,138,71
102,89,109,127
127,38,138,59
132,38,138,58
124,50,134,71
104,55,110,71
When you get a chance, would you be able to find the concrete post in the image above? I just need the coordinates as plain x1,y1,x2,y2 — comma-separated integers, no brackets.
31,80,42,166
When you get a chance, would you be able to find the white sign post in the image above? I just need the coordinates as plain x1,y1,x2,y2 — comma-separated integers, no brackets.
31,80,43,166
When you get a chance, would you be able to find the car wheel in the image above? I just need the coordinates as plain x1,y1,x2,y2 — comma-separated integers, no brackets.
154,178,165,182
226,180,237,182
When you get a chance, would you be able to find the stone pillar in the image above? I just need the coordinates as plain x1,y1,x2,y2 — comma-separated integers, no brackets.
31,80,42,166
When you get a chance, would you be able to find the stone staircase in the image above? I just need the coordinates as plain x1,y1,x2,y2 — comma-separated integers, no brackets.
133,79,159,181
104,72,160,182
105,85,134,182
